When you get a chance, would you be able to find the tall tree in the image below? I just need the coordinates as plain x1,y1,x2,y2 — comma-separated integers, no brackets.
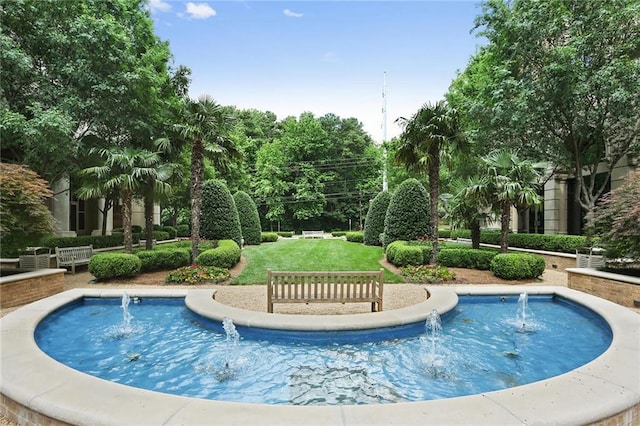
394,101,465,262
452,0,640,228
79,147,170,253
179,95,240,261
464,150,544,253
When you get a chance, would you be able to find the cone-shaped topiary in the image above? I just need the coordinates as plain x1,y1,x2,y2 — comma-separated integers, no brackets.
363,191,391,246
383,178,430,248
200,180,242,247
233,190,262,245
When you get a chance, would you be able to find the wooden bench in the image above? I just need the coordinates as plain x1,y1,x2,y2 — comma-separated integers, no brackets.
301,230,324,239
267,269,384,313
55,245,93,274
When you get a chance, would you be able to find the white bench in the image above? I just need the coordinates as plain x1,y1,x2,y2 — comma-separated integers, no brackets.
267,269,384,313
55,245,93,274
301,230,324,239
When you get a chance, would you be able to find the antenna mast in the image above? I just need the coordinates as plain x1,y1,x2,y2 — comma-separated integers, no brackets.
382,72,388,191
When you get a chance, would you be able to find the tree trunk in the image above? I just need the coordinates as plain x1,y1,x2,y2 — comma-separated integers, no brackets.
100,199,112,236
144,195,154,250
190,138,204,262
122,189,133,254
470,220,481,250
500,201,510,253
428,143,440,264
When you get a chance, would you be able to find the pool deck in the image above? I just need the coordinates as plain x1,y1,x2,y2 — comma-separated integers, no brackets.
1,285,639,425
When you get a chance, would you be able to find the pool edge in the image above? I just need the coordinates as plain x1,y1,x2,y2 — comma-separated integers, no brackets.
1,286,638,425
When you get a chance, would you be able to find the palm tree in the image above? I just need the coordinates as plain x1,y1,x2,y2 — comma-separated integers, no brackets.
394,101,465,263
445,176,494,249
79,146,170,253
465,150,544,253
179,96,240,261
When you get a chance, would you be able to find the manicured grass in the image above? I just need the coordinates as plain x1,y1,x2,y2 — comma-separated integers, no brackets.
233,239,404,285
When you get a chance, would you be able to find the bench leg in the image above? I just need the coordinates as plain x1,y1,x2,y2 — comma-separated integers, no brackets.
71,261,76,275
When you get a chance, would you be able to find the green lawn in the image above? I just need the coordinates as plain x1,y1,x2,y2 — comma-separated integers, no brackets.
232,238,404,285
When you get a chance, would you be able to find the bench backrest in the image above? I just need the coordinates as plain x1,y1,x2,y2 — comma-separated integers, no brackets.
267,270,383,301
55,245,93,262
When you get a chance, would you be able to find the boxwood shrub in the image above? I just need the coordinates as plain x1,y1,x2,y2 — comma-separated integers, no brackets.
277,231,293,238
176,224,190,238
135,249,190,272
89,253,141,281
261,232,279,242
195,239,241,269
40,234,139,250
437,249,498,270
490,253,546,280
345,232,364,243
331,231,347,237
363,190,391,246
386,240,431,267
160,226,177,239
383,178,431,247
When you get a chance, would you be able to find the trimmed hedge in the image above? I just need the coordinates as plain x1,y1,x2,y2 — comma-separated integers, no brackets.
491,253,546,280
363,190,391,246
161,226,177,239
195,239,241,269
261,232,279,242
176,224,190,237
448,230,597,254
89,253,141,281
331,231,347,237
437,249,497,270
386,240,432,267
277,231,293,238
383,178,431,247
201,180,243,247
233,191,262,245
135,249,190,272
345,232,364,243
39,234,140,250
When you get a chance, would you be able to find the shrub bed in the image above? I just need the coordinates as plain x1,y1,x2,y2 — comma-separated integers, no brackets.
165,265,230,284
195,239,241,269
89,253,141,281
135,249,190,272
345,232,364,243
400,265,456,283
437,249,497,270
261,232,279,242
490,253,546,280
448,230,596,254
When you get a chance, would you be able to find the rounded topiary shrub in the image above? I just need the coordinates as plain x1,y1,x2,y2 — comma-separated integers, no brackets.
261,232,279,242
136,249,190,272
363,191,391,246
195,239,241,269
176,224,190,238
383,178,431,248
89,253,141,281
490,253,546,280
200,180,242,247
437,249,498,270
233,190,262,245
345,232,364,243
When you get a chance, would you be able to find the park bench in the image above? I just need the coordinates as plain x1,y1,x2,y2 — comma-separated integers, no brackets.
301,230,324,239
55,245,93,274
267,269,384,313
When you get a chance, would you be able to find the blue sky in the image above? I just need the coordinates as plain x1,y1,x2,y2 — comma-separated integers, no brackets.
149,1,486,141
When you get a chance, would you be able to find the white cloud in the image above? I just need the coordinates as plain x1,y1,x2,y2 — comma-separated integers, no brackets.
283,8,303,18
148,0,171,13
185,2,217,19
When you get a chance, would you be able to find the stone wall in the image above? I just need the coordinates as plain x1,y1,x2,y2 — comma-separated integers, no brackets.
0,269,65,308
567,268,640,308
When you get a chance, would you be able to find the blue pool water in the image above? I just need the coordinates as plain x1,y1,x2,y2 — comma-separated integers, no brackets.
35,294,612,405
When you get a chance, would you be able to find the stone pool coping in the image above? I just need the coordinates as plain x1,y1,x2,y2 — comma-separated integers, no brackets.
1,285,638,425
